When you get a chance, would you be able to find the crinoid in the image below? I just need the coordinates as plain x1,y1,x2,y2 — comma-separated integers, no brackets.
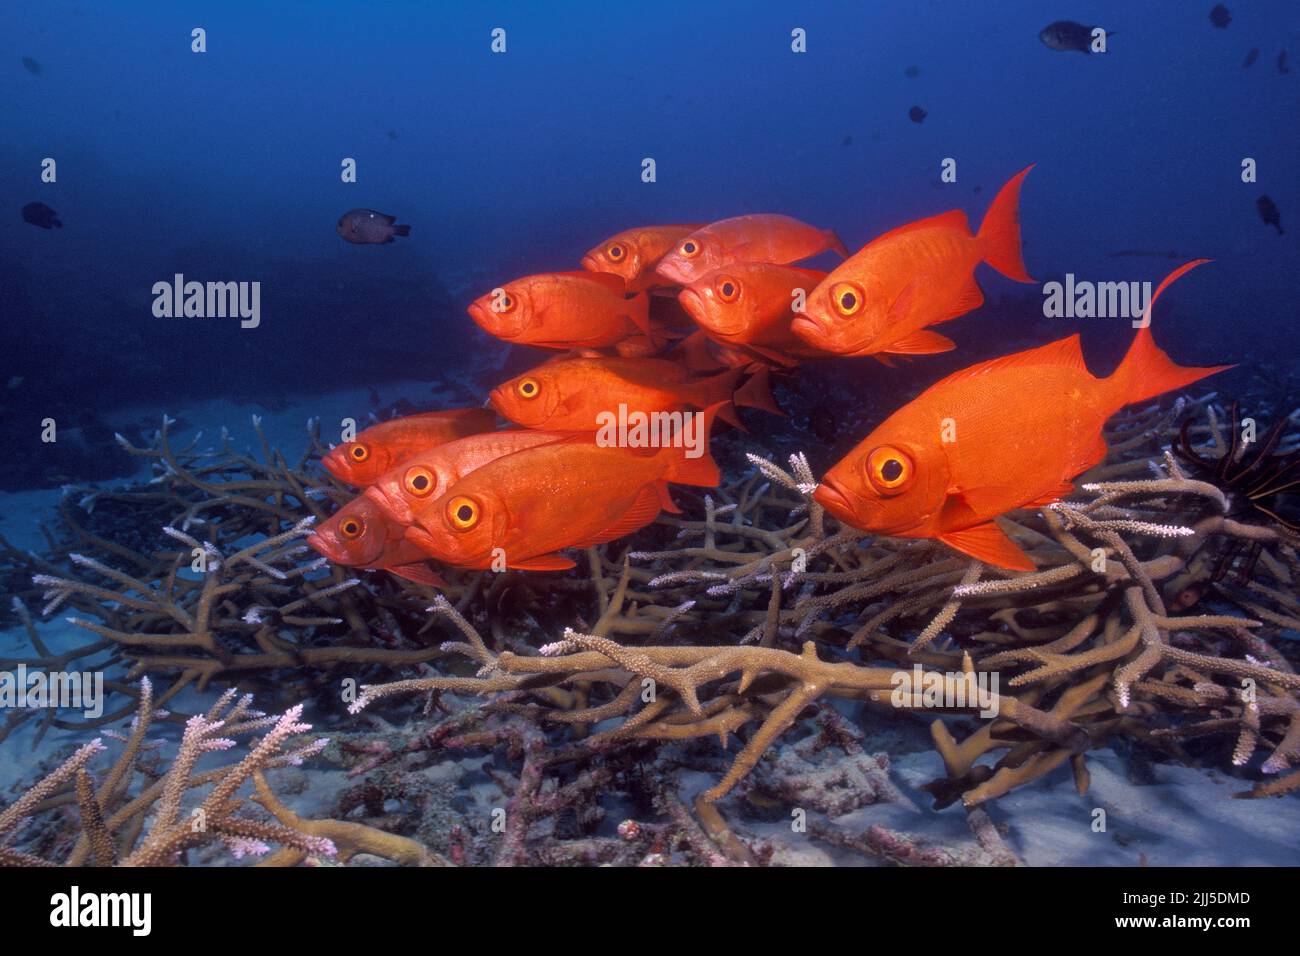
1174,400,1300,581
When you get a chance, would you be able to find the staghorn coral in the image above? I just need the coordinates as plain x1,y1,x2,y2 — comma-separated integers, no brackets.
0,676,450,866
7,396,1298,865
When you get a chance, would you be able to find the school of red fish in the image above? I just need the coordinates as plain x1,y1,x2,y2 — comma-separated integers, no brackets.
309,166,1229,579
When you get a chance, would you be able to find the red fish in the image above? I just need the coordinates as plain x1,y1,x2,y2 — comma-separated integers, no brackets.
678,263,833,367
812,261,1230,570
467,271,659,352
489,355,778,430
581,225,706,292
365,429,576,525
792,166,1035,357
655,214,849,286
405,426,720,571
307,495,447,587
321,408,497,487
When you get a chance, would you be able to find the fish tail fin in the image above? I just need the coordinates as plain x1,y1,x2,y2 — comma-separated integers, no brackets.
976,164,1034,282
825,228,850,258
663,403,723,488
392,224,411,237
1109,259,1232,408
733,366,786,418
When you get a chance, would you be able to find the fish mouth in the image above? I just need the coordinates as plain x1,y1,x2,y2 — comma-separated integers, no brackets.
364,485,411,525
812,478,861,527
579,254,601,273
677,288,709,325
655,260,689,286
306,532,346,564
790,315,825,342
404,523,448,560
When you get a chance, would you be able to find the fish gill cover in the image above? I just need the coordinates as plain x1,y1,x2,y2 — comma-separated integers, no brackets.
0,0,1298,902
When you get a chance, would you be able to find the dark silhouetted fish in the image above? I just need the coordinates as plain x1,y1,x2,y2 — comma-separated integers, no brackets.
841,134,853,146
904,65,921,78
1242,48,1259,68
908,105,926,123
21,202,61,229
1209,4,1231,28
1280,50,1291,74
1039,21,1110,53
809,406,837,445
387,129,398,140
21,56,41,75
337,208,411,245
1257,196,1284,234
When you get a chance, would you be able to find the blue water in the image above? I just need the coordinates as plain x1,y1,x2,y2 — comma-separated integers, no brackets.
1,0,1297,486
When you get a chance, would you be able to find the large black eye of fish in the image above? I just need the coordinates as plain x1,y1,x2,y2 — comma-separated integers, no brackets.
349,444,369,462
866,445,913,495
340,517,365,539
832,282,863,317
680,239,700,258
516,377,540,400
448,496,480,530
607,243,626,261
403,466,436,498
716,277,740,302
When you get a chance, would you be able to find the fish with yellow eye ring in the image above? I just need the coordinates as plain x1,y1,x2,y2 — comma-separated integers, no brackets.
307,494,448,588
321,408,497,487
405,414,723,572
813,261,1230,570
581,224,705,293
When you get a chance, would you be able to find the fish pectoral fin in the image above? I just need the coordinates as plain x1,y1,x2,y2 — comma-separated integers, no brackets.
940,521,1036,572
510,553,577,572
741,343,801,368
388,562,448,588
571,485,663,548
943,278,984,322
885,281,918,328
882,329,957,355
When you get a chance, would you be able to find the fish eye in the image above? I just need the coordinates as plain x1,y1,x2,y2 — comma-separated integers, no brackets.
865,446,913,495
339,516,365,539
679,239,701,258
348,443,370,462
832,282,864,317
492,289,516,314
516,377,541,400
607,243,627,262
447,495,480,531
403,466,436,498
716,276,740,303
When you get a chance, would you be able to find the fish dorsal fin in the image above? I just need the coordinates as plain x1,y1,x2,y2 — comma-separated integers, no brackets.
871,209,971,246
939,521,1035,571
570,485,662,548
511,553,577,571
931,334,1088,389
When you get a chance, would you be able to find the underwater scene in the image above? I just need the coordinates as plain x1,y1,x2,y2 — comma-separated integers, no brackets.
3,0,1300,886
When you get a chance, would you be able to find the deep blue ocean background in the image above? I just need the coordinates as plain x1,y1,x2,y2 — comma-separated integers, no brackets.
1,0,1297,489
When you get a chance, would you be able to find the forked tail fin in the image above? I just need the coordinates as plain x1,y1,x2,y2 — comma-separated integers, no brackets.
663,402,723,488
976,164,1034,282
1109,259,1233,408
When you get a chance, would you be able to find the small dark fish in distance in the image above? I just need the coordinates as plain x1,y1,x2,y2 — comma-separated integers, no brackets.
22,56,41,75
1039,21,1111,53
337,208,411,245
1242,48,1259,68
21,201,61,229
1257,196,1284,234
1209,4,1231,28
908,105,927,123
1280,50,1291,74
842,134,853,146
904,65,921,78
